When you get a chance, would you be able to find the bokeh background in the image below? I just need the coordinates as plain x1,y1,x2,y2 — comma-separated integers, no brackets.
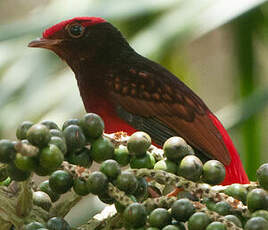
0,0,267,181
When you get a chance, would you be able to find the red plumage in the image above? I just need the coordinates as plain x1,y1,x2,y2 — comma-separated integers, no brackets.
43,17,105,39
29,17,249,185
80,85,137,134
207,112,249,184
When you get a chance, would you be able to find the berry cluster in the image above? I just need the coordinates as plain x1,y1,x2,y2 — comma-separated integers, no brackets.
0,113,267,230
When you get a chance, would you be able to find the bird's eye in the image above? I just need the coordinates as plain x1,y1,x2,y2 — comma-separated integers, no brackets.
67,24,85,38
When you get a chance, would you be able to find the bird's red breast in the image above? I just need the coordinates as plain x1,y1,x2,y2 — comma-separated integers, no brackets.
80,86,137,134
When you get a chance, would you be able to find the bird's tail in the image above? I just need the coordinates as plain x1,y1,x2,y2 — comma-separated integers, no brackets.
207,112,249,185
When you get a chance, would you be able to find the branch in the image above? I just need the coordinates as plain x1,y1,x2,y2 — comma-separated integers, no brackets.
103,132,164,160
16,178,33,218
49,191,82,218
77,205,121,230
107,183,133,206
0,132,257,230
0,185,24,229
14,141,39,157
130,168,250,218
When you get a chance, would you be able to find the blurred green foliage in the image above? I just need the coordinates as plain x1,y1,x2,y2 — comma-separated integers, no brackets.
0,0,267,180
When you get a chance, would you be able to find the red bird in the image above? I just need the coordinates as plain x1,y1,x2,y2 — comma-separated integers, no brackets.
28,17,249,185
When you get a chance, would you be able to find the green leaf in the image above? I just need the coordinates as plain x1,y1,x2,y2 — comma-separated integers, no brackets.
131,0,267,57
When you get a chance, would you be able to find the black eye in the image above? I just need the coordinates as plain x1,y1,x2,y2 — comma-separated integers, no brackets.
67,24,85,38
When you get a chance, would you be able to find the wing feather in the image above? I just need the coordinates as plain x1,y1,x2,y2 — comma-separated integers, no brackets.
105,61,230,164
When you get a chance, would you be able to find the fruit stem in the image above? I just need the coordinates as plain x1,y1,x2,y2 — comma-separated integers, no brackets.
130,168,250,218
49,191,82,218
14,141,39,157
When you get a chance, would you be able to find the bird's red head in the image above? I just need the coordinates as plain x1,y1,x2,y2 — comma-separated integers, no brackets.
42,17,106,39
28,16,131,71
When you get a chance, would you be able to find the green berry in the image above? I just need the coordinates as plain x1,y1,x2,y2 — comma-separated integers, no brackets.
73,177,90,196
127,132,151,156
14,153,36,171
68,147,92,168
49,129,64,138
206,222,226,230
247,188,268,212
149,208,172,228
39,144,64,172
123,203,147,228
163,137,194,161
47,217,71,230
34,163,50,176
173,221,187,230
257,164,268,190
7,163,31,181
49,136,67,155
24,221,45,230
40,120,59,130
116,171,138,194
224,215,242,228
114,145,130,166
245,217,268,230
202,160,225,185
98,192,115,204
63,125,86,151
90,137,114,163
87,171,108,195
80,113,104,139
252,210,268,222
134,177,148,201
204,198,217,211
62,118,80,130
49,170,74,194
27,124,51,147
130,153,155,169
129,227,146,230
16,121,33,140
39,180,60,202
224,183,247,204
188,212,211,230
177,191,197,201
162,225,181,230
214,201,232,216
100,159,121,180
33,191,52,211
0,139,16,163
154,159,178,174
178,155,203,182
171,198,195,222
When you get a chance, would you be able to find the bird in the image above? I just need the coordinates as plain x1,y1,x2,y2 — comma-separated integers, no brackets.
28,17,249,185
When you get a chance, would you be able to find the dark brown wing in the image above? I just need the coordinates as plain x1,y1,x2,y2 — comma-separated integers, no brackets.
104,61,230,165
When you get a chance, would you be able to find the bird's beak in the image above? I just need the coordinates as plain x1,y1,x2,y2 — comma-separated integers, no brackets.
28,38,62,50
